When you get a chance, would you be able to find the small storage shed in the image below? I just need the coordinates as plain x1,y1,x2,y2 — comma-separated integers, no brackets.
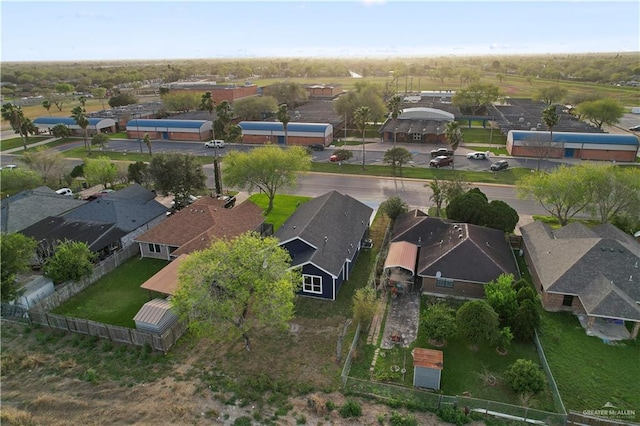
413,348,443,390
126,119,212,141
133,298,178,334
238,121,333,146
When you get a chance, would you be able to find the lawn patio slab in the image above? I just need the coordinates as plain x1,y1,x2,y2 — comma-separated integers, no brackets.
380,288,421,349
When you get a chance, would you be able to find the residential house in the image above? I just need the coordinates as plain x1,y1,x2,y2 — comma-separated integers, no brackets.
274,191,374,300
1,186,86,234
386,210,519,299
137,198,266,297
135,197,266,261
520,221,640,339
63,184,167,248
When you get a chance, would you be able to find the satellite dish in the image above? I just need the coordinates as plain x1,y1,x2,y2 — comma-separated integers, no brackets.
435,271,442,278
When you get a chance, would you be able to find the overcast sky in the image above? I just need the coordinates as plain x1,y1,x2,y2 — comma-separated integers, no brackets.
2,1,639,62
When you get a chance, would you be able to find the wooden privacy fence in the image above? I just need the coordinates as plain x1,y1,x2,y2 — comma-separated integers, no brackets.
29,311,186,354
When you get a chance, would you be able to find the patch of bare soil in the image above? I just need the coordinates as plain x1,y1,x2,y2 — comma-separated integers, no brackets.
1,321,446,425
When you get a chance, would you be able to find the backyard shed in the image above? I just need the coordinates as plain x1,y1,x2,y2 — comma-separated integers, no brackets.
133,298,178,334
413,348,443,390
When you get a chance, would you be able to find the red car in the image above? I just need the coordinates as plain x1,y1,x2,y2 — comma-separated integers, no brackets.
329,155,339,162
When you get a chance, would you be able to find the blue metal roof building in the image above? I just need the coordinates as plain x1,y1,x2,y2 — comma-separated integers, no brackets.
508,130,639,161
33,117,117,132
125,119,212,142
239,121,333,146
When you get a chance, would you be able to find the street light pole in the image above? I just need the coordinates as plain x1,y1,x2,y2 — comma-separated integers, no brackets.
436,126,440,146
394,126,398,148
135,112,142,153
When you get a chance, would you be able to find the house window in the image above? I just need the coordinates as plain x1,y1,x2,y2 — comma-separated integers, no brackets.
436,277,454,288
148,243,161,253
412,132,422,141
562,295,574,307
303,275,322,294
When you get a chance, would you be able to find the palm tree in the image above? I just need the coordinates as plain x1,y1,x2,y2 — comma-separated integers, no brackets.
215,100,233,141
199,91,216,139
353,106,372,170
2,103,30,152
79,96,87,110
276,103,290,145
542,105,560,169
71,106,90,153
143,133,152,156
444,121,463,170
42,100,52,116
199,91,221,194
386,95,402,147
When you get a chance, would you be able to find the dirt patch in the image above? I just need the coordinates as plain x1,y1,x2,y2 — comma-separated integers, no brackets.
1,321,447,425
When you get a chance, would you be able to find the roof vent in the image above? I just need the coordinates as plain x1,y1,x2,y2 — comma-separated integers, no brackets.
324,236,328,243
609,248,615,252
458,234,463,239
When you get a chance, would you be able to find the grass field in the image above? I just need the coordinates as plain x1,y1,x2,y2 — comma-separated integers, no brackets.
247,193,311,231
538,311,640,420
52,257,168,328
0,136,51,151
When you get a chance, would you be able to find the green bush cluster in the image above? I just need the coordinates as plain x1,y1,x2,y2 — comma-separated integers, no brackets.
339,400,362,418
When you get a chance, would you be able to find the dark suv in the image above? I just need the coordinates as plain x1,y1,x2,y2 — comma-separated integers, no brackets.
309,144,325,151
430,148,454,158
490,160,509,171
429,156,454,168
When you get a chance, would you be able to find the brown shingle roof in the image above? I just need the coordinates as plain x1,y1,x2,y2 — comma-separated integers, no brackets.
135,198,264,255
140,254,186,296
413,348,443,370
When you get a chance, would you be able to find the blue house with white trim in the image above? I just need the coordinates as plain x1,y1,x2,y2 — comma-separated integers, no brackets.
507,130,639,161
239,121,333,146
125,119,212,141
275,191,373,300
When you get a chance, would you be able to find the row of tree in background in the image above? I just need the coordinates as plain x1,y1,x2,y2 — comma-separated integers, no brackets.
2,53,638,95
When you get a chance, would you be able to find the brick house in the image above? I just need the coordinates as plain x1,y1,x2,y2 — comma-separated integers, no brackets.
520,221,640,340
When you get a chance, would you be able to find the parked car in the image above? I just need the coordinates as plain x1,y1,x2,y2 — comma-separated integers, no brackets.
0,164,18,170
55,188,73,197
430,148,454,158
429,156,454,168
490,160,509,171
309,144,325,151
629,125,640,131
467,151,488,160
204,140,225,148
329,154,339,162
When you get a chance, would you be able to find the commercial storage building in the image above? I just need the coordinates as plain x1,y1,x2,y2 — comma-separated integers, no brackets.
126,119,212,141
238,121,333,146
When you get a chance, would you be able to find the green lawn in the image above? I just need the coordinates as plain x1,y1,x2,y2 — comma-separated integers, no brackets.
461,127,507,145
248,193,311,231
0,136,51,151
538,311,640,421
52,257,168,328
311,161,530,185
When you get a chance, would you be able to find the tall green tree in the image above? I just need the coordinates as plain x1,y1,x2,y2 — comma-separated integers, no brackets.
214,100,233,141
504,359,546,396
385,94,402,147
533,86,568,105
538,104,561,170
452,83,500,115
91,133,110,150
0,233,37,302
233,96,278,121
2,103,36,152
428,179,445,217
199,91,222,194
84,157,117,189
143,133,152,156
575,98,625,129
149,153,207,210
91,87,107,109
379,195,409,222
51,123,71,139
43,240,96,285
276,103,291,146
517,165,592,226
128,161,152,188
21,148,66,186
421,303,457,345
484,273,518,326
0,168,42,197
265,82,308,107
352,287,378,331
353,106,372,170
42,99,52,115
223,146,311,214
444,121,463,169
587,165,640,224
456,300,499,348
383,147,412,177
71,106,90,153
227,124,243,144
172,232,300,351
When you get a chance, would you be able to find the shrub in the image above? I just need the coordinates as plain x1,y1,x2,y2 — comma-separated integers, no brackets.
390,411,419,426
437,406,471,426
339,400,362,418
332,148,353,161
504,359,546,395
